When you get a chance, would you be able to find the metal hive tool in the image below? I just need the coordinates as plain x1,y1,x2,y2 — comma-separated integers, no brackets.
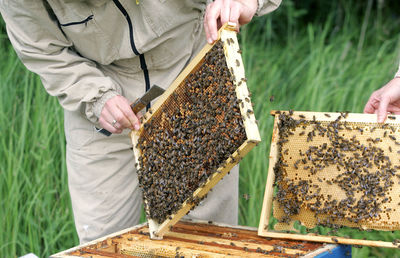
130,23,261,239
258,110,400,248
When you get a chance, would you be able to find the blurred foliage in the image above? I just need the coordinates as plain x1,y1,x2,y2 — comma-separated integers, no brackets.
249,0,400,42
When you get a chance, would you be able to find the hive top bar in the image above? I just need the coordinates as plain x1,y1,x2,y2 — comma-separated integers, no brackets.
259,110,400,249
130,23,260,239
51,220,340,258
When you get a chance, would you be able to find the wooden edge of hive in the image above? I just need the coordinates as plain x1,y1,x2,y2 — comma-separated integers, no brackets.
258,115,280,236
258,231,399,249
50,222,148,257
53,219,258,257
221,27,261,143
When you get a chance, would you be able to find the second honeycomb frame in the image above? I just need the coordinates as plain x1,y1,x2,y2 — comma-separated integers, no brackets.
258,110,400,249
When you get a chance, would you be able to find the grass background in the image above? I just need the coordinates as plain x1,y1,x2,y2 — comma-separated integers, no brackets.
1,0,400,257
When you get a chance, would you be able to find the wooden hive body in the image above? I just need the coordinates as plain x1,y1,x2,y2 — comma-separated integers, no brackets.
130,23,261,239
259,110,400,248
51,220,340,257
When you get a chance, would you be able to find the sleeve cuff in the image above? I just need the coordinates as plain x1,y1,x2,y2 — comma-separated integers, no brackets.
256,0,282,16
89,90,119,122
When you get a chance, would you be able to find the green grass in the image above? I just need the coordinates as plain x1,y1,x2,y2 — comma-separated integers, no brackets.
0,46,78,256
2,2,400,257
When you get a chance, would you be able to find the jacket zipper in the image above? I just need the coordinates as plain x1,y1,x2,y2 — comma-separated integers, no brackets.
112,0,151,109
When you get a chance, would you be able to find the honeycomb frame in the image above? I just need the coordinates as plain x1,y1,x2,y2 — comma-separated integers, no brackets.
258,110,400,248
130,23,261,239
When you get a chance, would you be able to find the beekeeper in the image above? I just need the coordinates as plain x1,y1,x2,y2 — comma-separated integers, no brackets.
0,0,281,243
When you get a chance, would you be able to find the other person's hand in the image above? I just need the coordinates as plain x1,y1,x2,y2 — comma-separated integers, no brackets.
99,95,140,134
204,0,258,44
364,77,400,123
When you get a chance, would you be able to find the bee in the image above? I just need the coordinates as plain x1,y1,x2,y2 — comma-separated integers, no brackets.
269,95,275,102
242,193,251,201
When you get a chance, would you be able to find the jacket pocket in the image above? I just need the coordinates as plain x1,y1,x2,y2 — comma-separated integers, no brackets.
49,2,117,65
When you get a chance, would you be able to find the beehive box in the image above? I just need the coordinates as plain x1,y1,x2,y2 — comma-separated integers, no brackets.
51,220,345,257
259,110,400,248
130,23,261,239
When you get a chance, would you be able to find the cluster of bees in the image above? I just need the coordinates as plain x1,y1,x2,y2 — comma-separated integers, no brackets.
136,41,246,223
274,111,399,230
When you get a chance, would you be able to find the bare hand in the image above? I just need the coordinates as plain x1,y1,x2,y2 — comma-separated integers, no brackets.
364,78,400,123
204,0,258,44
99,95,140,134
